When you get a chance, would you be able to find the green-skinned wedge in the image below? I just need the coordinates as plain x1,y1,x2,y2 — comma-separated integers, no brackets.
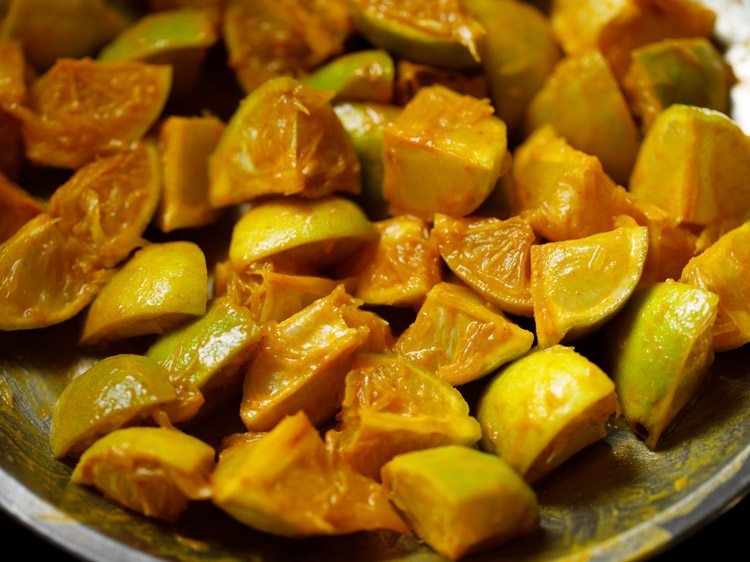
80,241,208,345
306,50,394,103
624,38,732,130
463,0,560,136
526,51,640,185
478,345,619,482
349,0,484,70
98,8,218,95
147,297,262,423
50,355,176,459
381,446,538,560
606,281,719,449
333,101,401,220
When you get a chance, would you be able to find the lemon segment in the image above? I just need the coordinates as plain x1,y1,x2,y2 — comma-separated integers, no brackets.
212,412,408,536
382,446,538,560
531,226,649,349
209,77,361,206
478,345,619,482
228,197,375,272
606,281,718,449
326,353,481,480
383,85,508,220
349,0,484,70
50,355,176,458
395,283,534,386
81,241,208,345
72,427,215,523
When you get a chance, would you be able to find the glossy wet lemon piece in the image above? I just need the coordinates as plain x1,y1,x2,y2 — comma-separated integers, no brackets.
49,142,162,270
433,214,535,316
306,50,394,103
338,215,442,308
624,38,731,131
81,241,208,345
223,0,351,93
464,0,560,134
526,51,640,185
72,427,215,523
156,115,223,232
383,85,508,220
333,101,401,219
0,172,43,243
606,281,718,449
228,197,375,272
350,0,484,70
241,286,391,431
629,104,750,234
0,214,107,331
0,0,129,69
326,353,481,480
395,283,533,386
681,221,750,351
147,297,261,422
212,412,408,537
99,8,217,94
50,355,176,458
382,446,538,560
6,58,171,168
512,126,629,242
479,345,619,482
531,226,649,348
209,77,360,206
551,0,715,81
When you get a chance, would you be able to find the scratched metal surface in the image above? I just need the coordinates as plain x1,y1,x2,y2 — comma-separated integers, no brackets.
1,1,750,561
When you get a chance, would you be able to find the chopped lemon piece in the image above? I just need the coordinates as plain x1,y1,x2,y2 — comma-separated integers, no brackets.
531,226,649,348
478,345,619,482
50,355,176,458
326,353,481,480
681,221,750,351
432,214,535,316
606,281,718,449
72,427,214,523
209,77,360,207
241,286,391,431
395,283,534,386
629,104,750,233
338,215,442,308
6,58,171,168
526,51,640,184
383,85,508,220
512,126,630,242
156,115,223,232
382,446,538,560
350,0,484,69
81,241,208,345
212,412,408,537
228,197,375,272
223,0,351,93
